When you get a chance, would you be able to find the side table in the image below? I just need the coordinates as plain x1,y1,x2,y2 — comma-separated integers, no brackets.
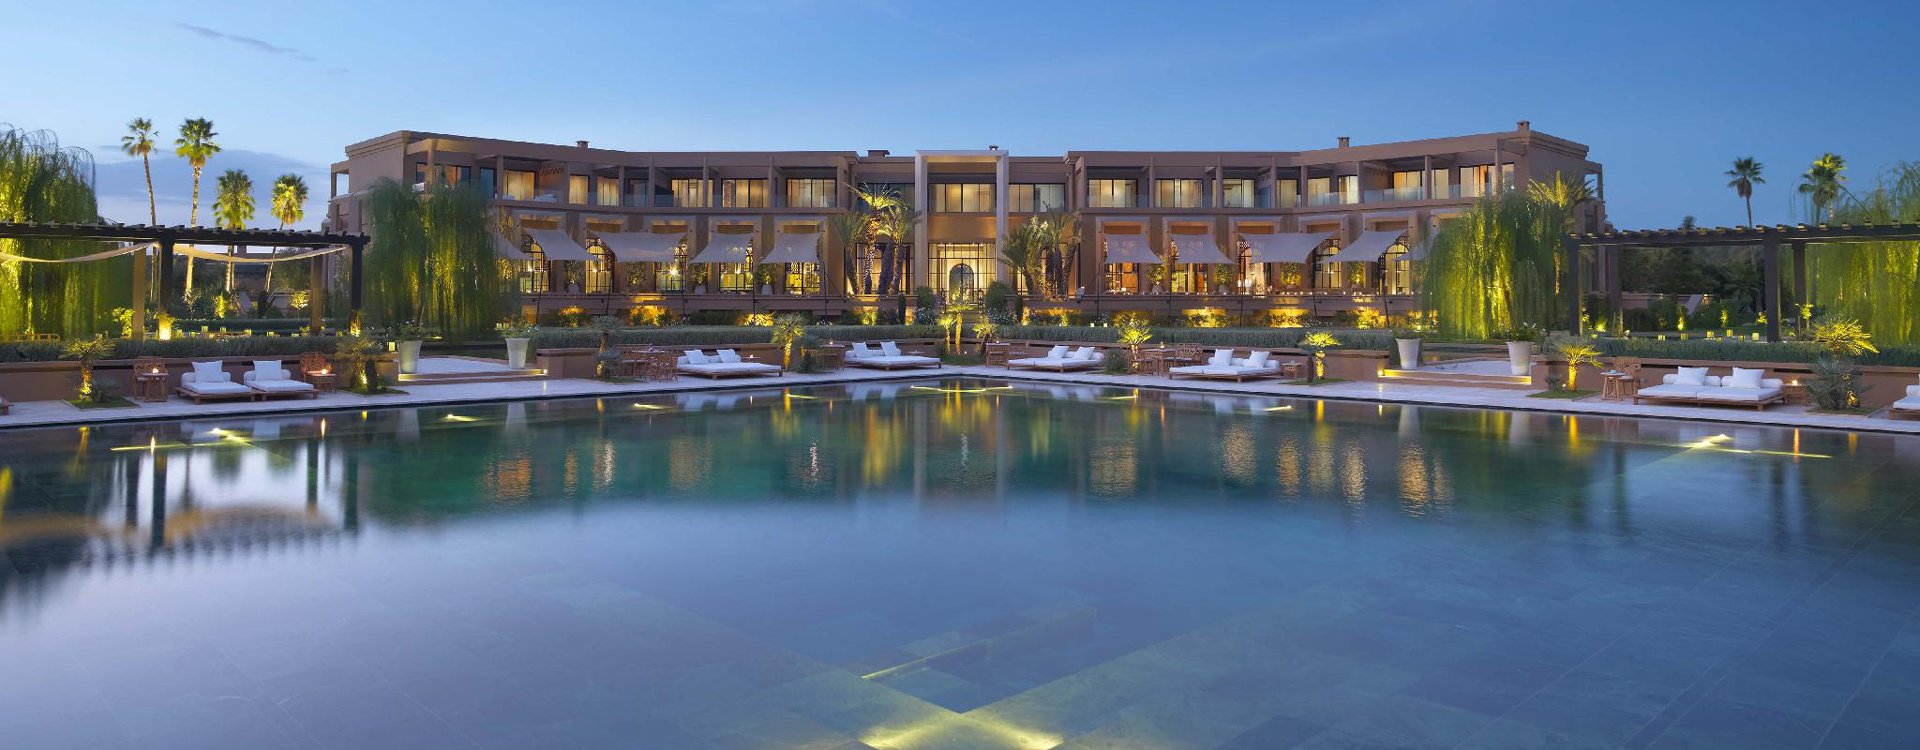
134,371,170,402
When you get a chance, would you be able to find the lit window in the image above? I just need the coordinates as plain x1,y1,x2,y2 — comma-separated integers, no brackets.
1088,179,1137,208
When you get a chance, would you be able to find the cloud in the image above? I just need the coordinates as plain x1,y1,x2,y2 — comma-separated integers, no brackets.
174,22,317,62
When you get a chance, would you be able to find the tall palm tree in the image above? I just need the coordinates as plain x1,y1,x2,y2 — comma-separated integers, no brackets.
263,174,308,305
213,169,254,292
121,118,158,224
174,118,221,295
1725,157,1764,227
1798,152,1847,224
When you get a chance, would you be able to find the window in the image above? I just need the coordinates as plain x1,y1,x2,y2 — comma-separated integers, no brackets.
1088,179,1137,208
1220,178,1256,208
782,263,821,295
933,183,994,213
585,247,614,294
568,175,590,205
1314,245,1343,288
1383,242,1412,295
413,164,469,187
1106,263,1139,294
1460,165,1513,198
1007,183,1066,212
654,239,689,292
517,248,549,295
785,178,835,208
625,179,648,207
1430,169,1452,199
1390,171,1423,201
1155,179,1204,208
1276,179,1299,208
855,184,912,209
503,171,536,200
671,179,709,207
596,178,620,207
478,168,497,196
929,242,996,298
1306,176,1355,206
719,179,768,208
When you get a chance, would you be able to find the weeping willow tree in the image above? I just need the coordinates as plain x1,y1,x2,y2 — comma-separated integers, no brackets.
360,178,507,339
1808,162,1920,345
1416,190,1568,339
0,126,126,338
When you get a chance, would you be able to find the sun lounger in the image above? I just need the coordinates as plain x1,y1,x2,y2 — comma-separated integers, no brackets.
1889,385,1920,419
1008,345,1104,371
676,349,783,379
1633,367,1784,410
177,361,256,403
243,361,318,400
845,341,941,370
1169,349,1283,382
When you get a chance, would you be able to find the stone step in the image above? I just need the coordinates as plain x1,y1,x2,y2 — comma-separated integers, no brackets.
1378,367,1535,390
394,368,546,385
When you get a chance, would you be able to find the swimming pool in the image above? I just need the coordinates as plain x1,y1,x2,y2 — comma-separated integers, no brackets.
1,380,1916,749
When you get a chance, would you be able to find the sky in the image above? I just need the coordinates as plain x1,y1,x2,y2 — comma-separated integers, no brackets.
9,0,1917,231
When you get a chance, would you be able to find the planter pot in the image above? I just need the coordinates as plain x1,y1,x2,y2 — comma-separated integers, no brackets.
397,340,423,374
504,337,531,369
1506,340,1533,376
1395,338,1423,370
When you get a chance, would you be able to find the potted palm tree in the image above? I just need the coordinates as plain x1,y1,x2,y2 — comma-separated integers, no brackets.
502,317,536,369
393,320,427,374
769,313,808,369
1495,324,1542,376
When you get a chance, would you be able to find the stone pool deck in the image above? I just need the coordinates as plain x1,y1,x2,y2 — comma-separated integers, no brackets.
3,359,1918,436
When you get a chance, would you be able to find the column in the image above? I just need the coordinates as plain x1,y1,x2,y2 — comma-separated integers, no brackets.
157,239,175,312
129,243,148,340
349,239,365,333
1606,245,1624,333
994,153,1010,285
1564,236,1582,333
1792,240,1807,319
1763,235,1781,342
309,254,324,333
911,154,929,290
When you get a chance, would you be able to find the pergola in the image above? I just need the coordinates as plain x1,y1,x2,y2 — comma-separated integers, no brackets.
0,222,368,339
1567,222,1920,342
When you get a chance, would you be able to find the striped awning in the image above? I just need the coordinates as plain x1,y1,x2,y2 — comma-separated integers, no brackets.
1102,233,1159,264
1239,231,1333,263
1167,231,1235,264
592,231,685,262
760,231,821,264
524,228,596,262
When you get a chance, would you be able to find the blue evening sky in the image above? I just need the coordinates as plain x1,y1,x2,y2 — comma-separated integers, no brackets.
9,0,1915,230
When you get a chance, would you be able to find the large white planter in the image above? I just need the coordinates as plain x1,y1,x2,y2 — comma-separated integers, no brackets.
504,337,531,369
397,340,423,374
1506,341,1533,376
1395,338,1423,370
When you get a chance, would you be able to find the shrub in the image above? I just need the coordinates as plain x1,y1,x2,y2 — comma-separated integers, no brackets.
1102,349,1130,374
1806,356,1868,410
983,281,1012,318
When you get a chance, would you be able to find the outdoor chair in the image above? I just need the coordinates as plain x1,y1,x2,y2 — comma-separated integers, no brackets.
177,361,255,403
243,361,319,400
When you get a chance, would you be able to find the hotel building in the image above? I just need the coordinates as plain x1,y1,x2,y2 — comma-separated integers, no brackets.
325,121,1604,319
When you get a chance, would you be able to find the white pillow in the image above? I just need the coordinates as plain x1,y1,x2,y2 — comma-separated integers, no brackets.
851,342,873,357
1673,366,1709,386
1046,345,1069,359
1209,349,1234,366
1247,351,1271,366
881,342,903,356
253,360,282,381
1726,367,1764,389
717,349,742,364
683,349,709,365
1078,347,1102,361
191,360,225,383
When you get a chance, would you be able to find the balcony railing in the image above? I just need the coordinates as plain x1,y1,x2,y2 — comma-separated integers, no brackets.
1362,186,1428,203
1305,192,1354,207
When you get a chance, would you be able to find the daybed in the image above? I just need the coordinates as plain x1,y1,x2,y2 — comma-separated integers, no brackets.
243,361,319,400
177,361,257,403
1632,367,1784,410
676,349,783,379
1169,349,1284,383
845,342,941,370
1008,345,1104,371
1889,385,1920,419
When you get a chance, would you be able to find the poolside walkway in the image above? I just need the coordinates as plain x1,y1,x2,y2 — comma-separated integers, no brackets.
4,359,1918,435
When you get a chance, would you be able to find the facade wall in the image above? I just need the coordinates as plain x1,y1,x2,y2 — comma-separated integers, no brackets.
325,122,1603,319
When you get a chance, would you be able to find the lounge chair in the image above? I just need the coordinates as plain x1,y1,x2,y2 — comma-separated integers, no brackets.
676,349,783,379
845,341,941,370
1889,385,1920,419
1008,345,1104,371
1170,349,1284,382
177,361,256,403
243,361,319,400
1633,367,1784,410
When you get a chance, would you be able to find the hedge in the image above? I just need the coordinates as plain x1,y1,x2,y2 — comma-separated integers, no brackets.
1584,337,1920,368
530,325,945,349
993,326,1397,351
0,336,350,363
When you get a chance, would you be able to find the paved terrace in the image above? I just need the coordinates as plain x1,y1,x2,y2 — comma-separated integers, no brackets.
4,359,1918,436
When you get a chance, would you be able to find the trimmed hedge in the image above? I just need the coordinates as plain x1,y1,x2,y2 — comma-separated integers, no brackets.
1585,337,1920,368
0,336,349,363
531,325,944,350
993,326,1397,351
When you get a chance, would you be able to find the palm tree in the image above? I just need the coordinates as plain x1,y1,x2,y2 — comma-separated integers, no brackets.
999,219,1045,297
264,174,308,307
1798,152,1847,223
828,209,871,296
213,169,254,292
121,119,158,224
1725,157,1764,227
174,118,221,295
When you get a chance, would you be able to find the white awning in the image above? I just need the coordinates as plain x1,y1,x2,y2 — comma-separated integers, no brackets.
1326,229,1407,262
1166,232,1235,264
690,230,755,264
1239,231,1333,263
593,231,684,262
524,228,596,262
1101,233,1159,264
760,231,821,264
494,233,530,260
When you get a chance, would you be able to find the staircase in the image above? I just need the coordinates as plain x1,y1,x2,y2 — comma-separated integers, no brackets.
1378,358,1535,390
395,356,547,385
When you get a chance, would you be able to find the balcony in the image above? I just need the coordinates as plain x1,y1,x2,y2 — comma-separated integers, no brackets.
1361,186,1428,204
1305,192,1354,207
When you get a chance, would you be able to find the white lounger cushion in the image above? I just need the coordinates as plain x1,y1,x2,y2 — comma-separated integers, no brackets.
1726,367,1765,389
1692,386,1782,403
1636,383,1705,399
683,350,710,365
880,342,904,357
1009,357,1098,369
248,378,316,393
850,343,874,358
716,349,742,364
190,360,225,383
180,378,251,396
1045,345,1069,359
1673,367,1709,386
1893,386,1920,411
1208,349,1234,366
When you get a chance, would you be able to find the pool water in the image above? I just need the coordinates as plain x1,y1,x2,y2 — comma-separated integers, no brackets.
1,380,1917,749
